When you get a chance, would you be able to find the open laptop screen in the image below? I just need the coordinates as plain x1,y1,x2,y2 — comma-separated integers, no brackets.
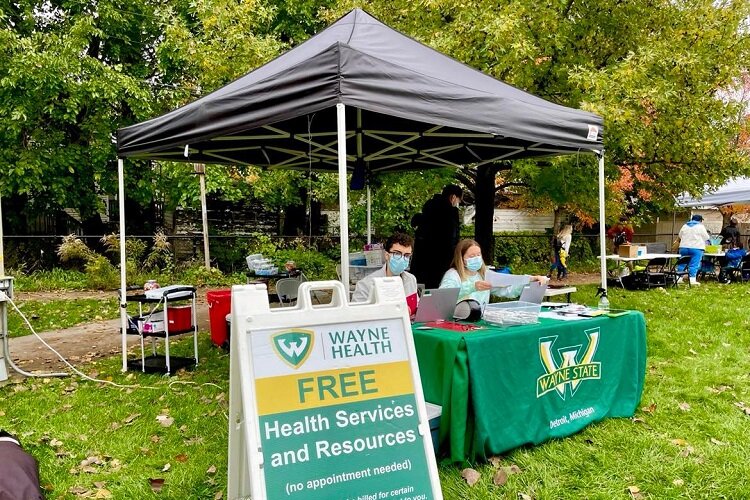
414,288,460,323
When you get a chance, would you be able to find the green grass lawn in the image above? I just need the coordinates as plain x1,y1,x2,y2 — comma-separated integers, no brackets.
7,298,120,338
2,282,750,498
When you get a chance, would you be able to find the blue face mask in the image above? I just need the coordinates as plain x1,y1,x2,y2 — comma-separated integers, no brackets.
465,256,483,272
389,255,409,275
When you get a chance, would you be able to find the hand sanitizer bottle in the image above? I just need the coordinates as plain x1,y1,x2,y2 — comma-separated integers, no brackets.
597,290,610,310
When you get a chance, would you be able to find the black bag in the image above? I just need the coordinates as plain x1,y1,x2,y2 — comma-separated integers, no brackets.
613,231,627,247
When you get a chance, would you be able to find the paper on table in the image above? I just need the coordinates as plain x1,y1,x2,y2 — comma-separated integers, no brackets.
485,271,530,288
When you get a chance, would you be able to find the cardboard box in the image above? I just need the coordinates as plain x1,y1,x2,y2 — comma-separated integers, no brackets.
618,245,638,258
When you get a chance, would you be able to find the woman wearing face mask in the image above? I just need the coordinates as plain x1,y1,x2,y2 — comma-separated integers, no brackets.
352,232,419,313
439,239,547,305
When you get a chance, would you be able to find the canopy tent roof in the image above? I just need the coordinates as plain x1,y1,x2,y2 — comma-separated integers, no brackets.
676,177,750,207
117,9,603,171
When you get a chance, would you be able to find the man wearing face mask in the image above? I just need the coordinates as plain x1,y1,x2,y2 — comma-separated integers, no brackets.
352,232,419,314
410,184,463,289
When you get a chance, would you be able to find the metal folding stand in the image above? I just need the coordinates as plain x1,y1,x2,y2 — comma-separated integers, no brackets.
125,286,198,375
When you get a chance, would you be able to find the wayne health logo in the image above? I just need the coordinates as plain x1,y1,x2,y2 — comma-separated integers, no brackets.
271,329,314,369
537,327,601,400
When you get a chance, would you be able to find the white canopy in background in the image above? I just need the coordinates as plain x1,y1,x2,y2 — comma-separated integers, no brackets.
676,177,750,207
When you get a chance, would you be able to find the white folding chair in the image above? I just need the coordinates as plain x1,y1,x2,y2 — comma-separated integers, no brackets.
275,278,301,306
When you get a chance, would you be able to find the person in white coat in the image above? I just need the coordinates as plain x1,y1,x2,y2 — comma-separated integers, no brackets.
678,214,711,286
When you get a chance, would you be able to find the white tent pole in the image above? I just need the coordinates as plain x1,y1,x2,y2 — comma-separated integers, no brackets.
598,151,607,292
195,164,210,270
337,104,350,290
357,109,370,245
366,186,371,245
118,158,128,372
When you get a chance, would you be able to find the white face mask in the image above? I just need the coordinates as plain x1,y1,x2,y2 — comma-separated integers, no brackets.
452,196,460,208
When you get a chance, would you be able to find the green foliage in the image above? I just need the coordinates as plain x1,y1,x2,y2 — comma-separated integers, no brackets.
348,169,456,238
84,255,119,290
125,238,148,266
12,269,90,292
493,232,599,269
57,235,95,270
177,263,230,287
274,248,337,281
143,231,174,272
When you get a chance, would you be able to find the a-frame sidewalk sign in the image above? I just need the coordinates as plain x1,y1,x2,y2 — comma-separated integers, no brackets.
228,278,442,500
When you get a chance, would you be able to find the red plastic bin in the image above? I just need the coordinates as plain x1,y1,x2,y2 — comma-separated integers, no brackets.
207,289,232,349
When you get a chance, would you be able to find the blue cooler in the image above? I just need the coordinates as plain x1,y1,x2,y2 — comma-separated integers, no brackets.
424,402,442,455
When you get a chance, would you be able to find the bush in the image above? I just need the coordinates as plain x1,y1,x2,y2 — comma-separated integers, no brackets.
84,255,119,290
273,249,337,281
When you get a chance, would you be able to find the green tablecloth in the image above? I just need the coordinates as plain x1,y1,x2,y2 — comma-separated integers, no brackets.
413,311,647,462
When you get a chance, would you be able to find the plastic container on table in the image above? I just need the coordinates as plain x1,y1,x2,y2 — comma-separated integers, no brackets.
483,301,541,326
207,289,232,349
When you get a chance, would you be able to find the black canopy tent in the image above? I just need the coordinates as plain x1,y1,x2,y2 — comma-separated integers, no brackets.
115,9,606,371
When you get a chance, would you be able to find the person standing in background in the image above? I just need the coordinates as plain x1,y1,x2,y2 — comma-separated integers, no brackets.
720,216,741,247
606,216,634,252
678,214,711,286
547,224,573,280
410,184,463,288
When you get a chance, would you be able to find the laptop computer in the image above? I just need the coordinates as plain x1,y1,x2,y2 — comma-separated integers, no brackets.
518,281,548,304
414,288,460,323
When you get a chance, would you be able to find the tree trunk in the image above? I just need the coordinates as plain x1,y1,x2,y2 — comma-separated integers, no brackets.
282,186,307,236
473,164,497,264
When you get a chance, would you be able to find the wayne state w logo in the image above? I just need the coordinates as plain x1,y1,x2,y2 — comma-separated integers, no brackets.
537,327,601,400
271,330,314,369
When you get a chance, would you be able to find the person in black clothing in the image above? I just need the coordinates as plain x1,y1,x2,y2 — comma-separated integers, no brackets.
720,216,741,246
410,185,463,288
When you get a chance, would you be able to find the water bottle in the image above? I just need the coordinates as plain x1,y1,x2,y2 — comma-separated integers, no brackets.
597,291,610,310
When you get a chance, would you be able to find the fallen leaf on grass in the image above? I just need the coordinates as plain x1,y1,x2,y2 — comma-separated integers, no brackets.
641,403,657,414
175,454,188,463
461,468,481,486
488,456,503,468
49,438,63,448
156,415,174,427
93,482,106,489
149,478,165,492
151,435,160,443
679,446,694,457
214,492,223,499
673,479,684,487
710,438,728,446
162,463,171,472
68,486,90,496
517,494,533,500
688,348,698,356
627,485,644,499
733,402,750,416
678,402,691,412
94,488,112,498
670,438,688,446
123,413,141,424
206,465,217,475
631,417,645,424
493,468,508,486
